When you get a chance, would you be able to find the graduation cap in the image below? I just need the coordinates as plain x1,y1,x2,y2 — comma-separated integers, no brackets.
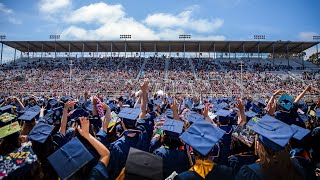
0,112,17,124
68,108,89,121
184,101,192,109
26,105,41,113
43,111,54,124
28,122,54,143
0,145,37,177
154,98,162,106
84,101,94,112
179,120,225,156
316,109,320,118
290,124,310,140
18,111,39,122
118,108,141,126
278,94,294,111
245,111,258,118
165,109,174,119
47,137,94,180
298,113,308,123
48,98,59,108
193,104,205,111
215,109,232,124
162,118,184,138
251,114,295,152
0,121,21,139
60,96,73,103
125,147,163,180
185,111,205,123
251,103,262,114
257,99,266,108
0,105,13,113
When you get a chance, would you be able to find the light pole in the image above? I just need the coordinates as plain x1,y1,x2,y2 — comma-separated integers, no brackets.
179,34,191,59
313,36,320,65
254,35,266,59
0,35,6,64
69,58,73,96
50,34,60,58
120,34,131,69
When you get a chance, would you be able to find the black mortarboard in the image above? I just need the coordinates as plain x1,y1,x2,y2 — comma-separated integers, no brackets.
125,147,163,180
47,137,94,180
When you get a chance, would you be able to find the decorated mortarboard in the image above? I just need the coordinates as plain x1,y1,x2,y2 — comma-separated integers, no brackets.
208,112,217,120
297,100,308,112
290,124,310,140
0,143,37,178
162,118,184,137
0,105,13,113
118,108,141,125
125,147,163,180
185,111,205,123
251,114,294,152
245,111,258,118
278,94,294,111
0,121,21,139
0,112,17,124
18,111,38,122
68,108,89,120
28,122,54,143
179,121,225,156
47,137,94,180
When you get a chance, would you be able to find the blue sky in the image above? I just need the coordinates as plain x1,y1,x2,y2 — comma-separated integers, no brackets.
0,0,319,60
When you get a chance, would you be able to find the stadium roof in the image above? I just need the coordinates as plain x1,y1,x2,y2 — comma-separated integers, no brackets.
1,40,318,54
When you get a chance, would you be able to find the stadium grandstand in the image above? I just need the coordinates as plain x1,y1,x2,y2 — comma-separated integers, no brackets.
0,40,319,100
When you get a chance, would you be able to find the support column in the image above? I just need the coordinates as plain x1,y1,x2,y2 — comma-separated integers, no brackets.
27,43,30,63
54,41,57,58
257,43,260,59
228,43,231,60
68,43,71,59
139,42,142,60
96,42,99,58
169,43,171,58
110,42,113,58
0,43,3,64
198,43,201,58
272,44,275,65
183,41,186,58
14,46,16,65
40,43,43,61
213,43,216,59
301,44,304,69
82,43,85,59
286,44,289,70
124,40,127,58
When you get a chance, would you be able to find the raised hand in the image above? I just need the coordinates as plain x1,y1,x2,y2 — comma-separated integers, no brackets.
273,89,285,96
305,85,311,92
140,78,149,92
235,99,245,112
100,102,110,110
64,101,75,110
203,103,210,118
77,116,90,139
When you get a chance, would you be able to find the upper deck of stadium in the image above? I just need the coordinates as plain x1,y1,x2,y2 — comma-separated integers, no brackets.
1,40,319,53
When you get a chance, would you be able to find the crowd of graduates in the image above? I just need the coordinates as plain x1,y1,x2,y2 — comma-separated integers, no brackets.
0,79,319,180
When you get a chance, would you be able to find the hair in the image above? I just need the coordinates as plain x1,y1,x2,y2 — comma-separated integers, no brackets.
256,140,302,180
163,134,182,150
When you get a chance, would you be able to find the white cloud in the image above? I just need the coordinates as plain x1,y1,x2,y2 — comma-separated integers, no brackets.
66,2,125,24
58,2,225,41
39,0,72,14
298,32,318,41
0,3,13,14
0,3,21,25
144,8,224,33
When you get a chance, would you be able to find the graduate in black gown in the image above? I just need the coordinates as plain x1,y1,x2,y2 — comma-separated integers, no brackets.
174,116,233,180
235,115,306,180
